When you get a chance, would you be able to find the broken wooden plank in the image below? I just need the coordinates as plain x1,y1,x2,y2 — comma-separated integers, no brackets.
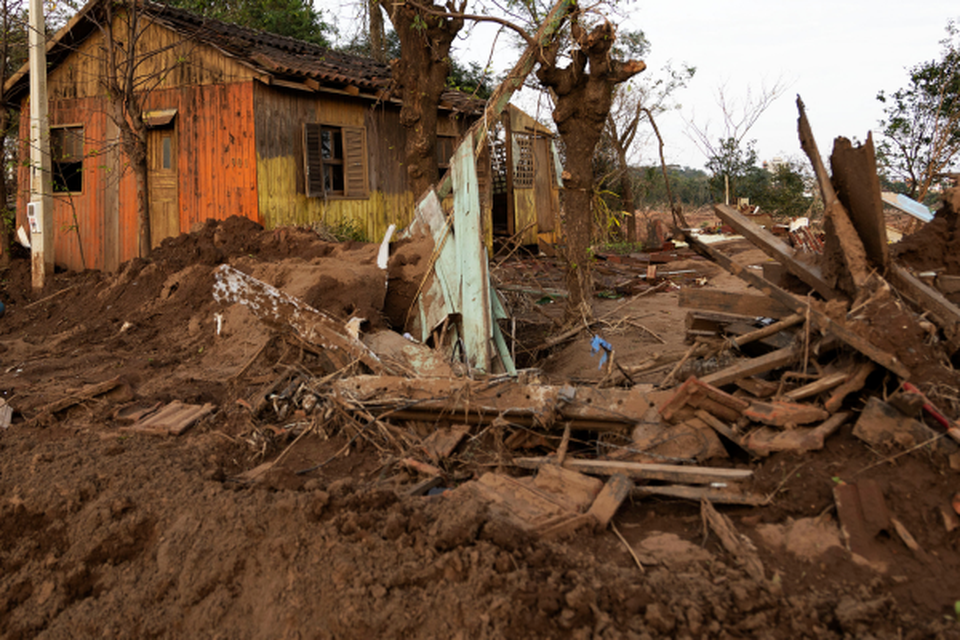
333,375,651,432
212,265,383,373
852,397,946,450
734,377,780,399
534,463,605,508
681,234,911,379
120,400,215,436
700,345,800,388
824,361,875,413
512,457,753,485
587,474,633,527
0,398,11,429
659,376,749,423
797,97,872,289
695,410,746,447
783,370,849,401
678,287,793,318
539,513,597,540
420,425,470,461
742,411,850,457
26,376,124,426
830,133,889,270
701,499,766,582
743,401,829,428
453,137,494,372
635,484,767,506
713,203,836,299
730,314,804,350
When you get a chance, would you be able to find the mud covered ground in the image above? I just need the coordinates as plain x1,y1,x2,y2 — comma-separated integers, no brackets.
2,217,960,639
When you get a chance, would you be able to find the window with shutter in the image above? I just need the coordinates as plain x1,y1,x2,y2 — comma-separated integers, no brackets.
303,123,324,197
342,126,368,198
303,123,368,199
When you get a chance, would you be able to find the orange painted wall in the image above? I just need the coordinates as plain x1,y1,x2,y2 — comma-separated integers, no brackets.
16,82,258,272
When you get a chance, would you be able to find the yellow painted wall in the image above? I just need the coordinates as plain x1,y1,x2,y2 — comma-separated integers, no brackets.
256,153,415,241
512,189,539,245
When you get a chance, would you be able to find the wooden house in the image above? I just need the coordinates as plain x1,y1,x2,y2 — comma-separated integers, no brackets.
4,0,561,272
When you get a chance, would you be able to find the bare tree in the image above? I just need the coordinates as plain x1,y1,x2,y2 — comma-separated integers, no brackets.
536,11,645,320
685,79,786,204
603,64,694,242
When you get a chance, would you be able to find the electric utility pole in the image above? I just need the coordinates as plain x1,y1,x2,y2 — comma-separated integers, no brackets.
28,0,52,290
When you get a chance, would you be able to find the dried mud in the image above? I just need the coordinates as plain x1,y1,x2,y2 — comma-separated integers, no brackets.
1,217,959,639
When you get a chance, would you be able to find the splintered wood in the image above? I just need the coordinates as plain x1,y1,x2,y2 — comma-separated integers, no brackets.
213,264,384,373
332,375,652,432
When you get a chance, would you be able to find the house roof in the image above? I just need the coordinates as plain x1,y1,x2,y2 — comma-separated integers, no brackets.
3,0,484,114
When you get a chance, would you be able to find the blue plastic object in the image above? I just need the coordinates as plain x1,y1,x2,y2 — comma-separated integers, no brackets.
590,335,612,369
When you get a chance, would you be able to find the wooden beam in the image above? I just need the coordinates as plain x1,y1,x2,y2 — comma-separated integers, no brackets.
713,203,837,299
512,457,753,485
783,370,849,401
830,133,889,270
730,313,804,350
587,474,633,527
634,484,767,506
682,233,911,379
678,288,794,318
700,345,799,388
797,97,872,289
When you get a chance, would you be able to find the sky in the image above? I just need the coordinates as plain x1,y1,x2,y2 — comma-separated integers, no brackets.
326,0,960,171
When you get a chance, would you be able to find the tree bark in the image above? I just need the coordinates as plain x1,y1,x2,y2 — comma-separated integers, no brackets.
369,0,384,62
387,0,464,199
537,18,645,319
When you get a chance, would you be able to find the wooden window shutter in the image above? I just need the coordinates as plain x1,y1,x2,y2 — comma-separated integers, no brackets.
343,126,368,198
303,123,324,197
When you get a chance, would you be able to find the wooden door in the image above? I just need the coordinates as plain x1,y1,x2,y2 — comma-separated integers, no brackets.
533,137,558,233
147,127,179,247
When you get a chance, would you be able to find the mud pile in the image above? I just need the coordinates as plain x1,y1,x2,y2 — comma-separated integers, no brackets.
892,190,960,275
1,217,960,639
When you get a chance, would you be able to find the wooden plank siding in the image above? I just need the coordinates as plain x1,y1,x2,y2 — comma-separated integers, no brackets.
16,15,261,271
171,82,258,232
253,83,418,242
17,81,259,272
14,8,480,270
